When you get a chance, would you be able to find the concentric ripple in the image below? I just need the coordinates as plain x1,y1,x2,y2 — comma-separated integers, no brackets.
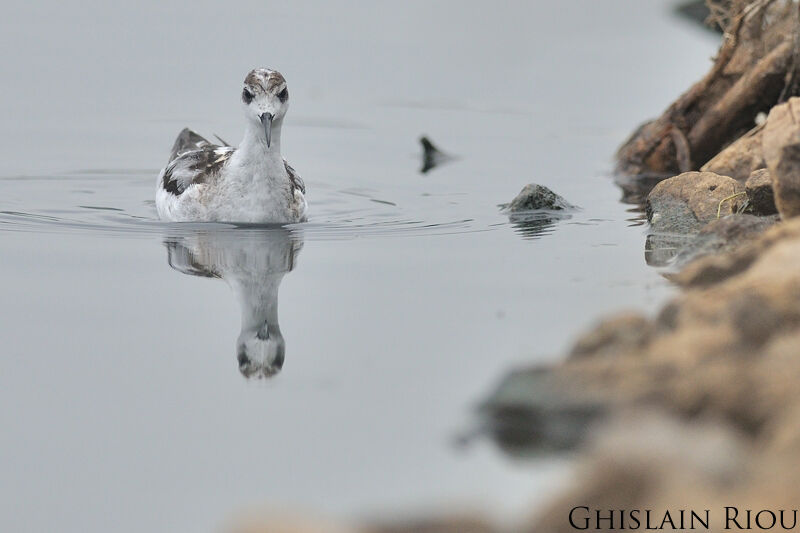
0,171,517,241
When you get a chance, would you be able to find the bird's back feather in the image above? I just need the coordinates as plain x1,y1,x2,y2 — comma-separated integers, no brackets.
161,129,235,196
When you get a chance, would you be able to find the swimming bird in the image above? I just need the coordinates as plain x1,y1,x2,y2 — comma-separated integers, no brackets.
156,68,307,223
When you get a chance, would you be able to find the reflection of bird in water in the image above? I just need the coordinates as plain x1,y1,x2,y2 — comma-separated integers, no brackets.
164,228,302,378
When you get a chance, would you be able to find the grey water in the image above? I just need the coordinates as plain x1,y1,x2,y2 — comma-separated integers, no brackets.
0,2,718,531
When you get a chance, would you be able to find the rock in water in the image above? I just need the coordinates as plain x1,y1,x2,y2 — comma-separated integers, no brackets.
745,168,778,216
672,214,778,267
645,171,744,233
763,98,800,218
419,136,453,174
478,368,604,454
570,312,652,359
505,184,573,212
502,184,574,240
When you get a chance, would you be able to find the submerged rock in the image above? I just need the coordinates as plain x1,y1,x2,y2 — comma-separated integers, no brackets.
224,513,353,533
479,218,800,456
671,213,778,267
644,232,695,267
532,414,747,533
763,97,800,218
510,218,800,530
569,312,652,359
224,513,498,533
501,184,575,239
505,183,573,212
700,124,766,183
745,168,778,216
367,516,497,533
478,368,605,454
645,171,744,234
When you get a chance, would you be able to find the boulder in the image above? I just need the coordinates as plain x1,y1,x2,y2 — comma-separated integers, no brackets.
763,97,800,218
366,517,497,533
671,213,778,267
645,171,744,233
478,368,605,454
504,184,573,212
745,168,778,215
569,312,652,359
700,124,766,182
223,512,355,533
644,232,693,267
478,218,800,461
503,184,574,239
529,414,748,533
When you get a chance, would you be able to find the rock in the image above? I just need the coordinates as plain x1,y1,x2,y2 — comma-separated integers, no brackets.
478,217,800,458
643,212,774,269
223,512,355,533
745,168,778,215
700,124,766,182
419,136,454,174
644,232,694,267
505,184,573,212
569,312,651,359
529,415,747,533
478,368,605,454
366,516,497,533
763,97,800,218
225,508,501,533
671,213,778,267
503,184,574,239
616,1,796,176
225,508,502,533
645,171,744,233
671,216,796,288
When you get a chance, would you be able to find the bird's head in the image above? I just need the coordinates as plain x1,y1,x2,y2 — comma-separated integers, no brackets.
241,68,289,148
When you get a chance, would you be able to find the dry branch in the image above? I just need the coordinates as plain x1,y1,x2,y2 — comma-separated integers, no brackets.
617,0,800,177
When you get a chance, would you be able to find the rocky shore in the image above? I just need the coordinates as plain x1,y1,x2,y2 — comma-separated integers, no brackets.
225,1,800,531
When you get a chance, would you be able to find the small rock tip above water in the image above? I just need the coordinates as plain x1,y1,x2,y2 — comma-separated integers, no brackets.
501,184,575,240
419,135,454,174
503,183,574,212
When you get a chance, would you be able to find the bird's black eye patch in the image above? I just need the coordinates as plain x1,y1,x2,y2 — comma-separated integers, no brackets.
242,88,254,104
277,87,288,102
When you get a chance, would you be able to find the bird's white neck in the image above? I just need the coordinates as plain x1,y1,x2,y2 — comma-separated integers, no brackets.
231,274,282,334
237,118,284,166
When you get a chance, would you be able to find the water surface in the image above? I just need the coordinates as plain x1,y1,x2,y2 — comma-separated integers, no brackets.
0,2,718,531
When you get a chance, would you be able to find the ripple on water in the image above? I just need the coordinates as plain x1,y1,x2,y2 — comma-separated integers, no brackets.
0,171,553,241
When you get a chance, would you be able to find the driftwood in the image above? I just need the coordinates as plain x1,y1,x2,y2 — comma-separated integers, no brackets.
617,0,800,177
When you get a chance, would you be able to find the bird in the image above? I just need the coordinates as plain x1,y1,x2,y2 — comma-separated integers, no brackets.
155,68,307,223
